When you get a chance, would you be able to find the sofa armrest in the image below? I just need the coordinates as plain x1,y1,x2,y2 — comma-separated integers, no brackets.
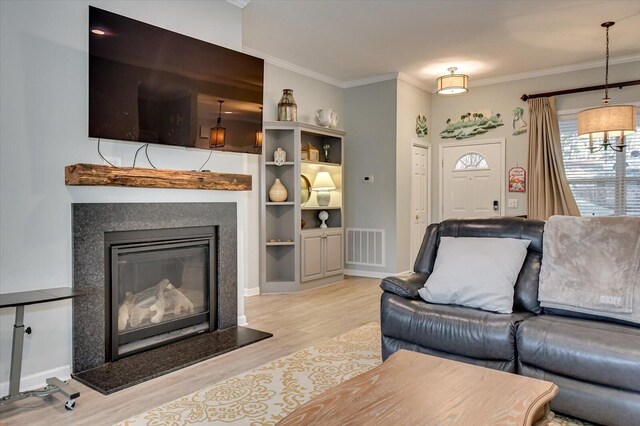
380,273,428,299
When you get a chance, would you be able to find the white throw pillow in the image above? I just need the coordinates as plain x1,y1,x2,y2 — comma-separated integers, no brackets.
418,237,531,314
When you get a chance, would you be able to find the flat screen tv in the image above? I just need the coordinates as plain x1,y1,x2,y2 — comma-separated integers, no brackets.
89,6,264,154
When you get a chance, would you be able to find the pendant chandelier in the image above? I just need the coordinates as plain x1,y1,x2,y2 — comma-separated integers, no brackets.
210,100,226,148
436,67,469,95
577,22,637,153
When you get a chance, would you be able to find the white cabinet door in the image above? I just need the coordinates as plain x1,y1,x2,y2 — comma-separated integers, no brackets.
301,232,324,282
323,230,343,276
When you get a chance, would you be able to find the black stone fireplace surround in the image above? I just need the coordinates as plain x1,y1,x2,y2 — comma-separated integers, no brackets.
72,202,238,373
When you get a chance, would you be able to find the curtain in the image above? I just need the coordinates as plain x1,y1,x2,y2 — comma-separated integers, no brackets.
527,97,580,220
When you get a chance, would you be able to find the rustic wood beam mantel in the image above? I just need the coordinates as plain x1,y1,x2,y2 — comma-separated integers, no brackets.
65,163,252,191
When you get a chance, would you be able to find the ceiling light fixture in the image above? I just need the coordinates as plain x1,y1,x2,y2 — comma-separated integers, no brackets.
210,100,226,148
91,28,106,36
577,22,637,153
436,67,469,95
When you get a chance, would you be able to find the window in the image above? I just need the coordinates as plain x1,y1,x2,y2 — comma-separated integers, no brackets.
559,111,640,216
454,153,489,170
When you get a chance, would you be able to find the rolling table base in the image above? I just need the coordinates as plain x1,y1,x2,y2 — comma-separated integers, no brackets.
0,305,80,410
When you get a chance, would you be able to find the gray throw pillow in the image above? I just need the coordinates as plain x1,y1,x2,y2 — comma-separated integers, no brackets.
418,237,531,314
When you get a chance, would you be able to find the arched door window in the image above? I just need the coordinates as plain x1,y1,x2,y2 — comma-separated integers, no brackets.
454,152,489,170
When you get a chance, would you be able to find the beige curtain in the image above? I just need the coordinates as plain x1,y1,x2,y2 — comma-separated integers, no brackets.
527,97,580,220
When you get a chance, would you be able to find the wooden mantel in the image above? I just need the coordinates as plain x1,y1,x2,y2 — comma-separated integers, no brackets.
65,163,252,191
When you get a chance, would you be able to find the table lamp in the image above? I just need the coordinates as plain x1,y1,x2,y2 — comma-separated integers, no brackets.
312,172,336,207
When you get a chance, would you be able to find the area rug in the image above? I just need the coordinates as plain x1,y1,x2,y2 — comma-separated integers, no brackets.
116,322,592,426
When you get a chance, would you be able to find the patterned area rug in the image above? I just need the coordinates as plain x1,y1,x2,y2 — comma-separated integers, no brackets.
117,323,592,425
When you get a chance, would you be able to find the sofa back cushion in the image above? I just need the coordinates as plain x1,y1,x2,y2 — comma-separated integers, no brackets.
413,217,545,314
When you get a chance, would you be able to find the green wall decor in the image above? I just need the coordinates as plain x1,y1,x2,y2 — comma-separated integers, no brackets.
512,107,528,136
416,114,428,138
440,109,504,139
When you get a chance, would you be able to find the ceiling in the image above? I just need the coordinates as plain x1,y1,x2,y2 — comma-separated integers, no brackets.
240,0,640,89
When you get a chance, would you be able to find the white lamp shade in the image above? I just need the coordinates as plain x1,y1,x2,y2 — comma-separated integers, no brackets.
436,73,469,95
577,104,637,139
312,171,336,191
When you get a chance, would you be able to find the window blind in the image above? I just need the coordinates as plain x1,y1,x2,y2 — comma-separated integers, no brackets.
559,112,640,216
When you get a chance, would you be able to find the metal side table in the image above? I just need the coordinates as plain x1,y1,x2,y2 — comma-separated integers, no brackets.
0,287,83,410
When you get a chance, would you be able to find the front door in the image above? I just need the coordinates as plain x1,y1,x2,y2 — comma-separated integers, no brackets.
441,140,504,220
411,144,430,264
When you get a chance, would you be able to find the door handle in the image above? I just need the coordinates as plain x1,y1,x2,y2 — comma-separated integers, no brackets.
493,200,499,211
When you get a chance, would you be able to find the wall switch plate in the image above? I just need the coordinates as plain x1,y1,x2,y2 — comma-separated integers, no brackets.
508,199,518,208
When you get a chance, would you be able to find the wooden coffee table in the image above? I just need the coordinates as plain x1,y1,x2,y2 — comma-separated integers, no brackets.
278,349,558,426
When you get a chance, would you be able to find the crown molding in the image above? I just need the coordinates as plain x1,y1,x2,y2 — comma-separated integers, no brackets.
470,54,640,88
244,47,432,91
341,73,398,89
225,0,250,9
243,46,640,92
397,72,433,92
242,47,344,88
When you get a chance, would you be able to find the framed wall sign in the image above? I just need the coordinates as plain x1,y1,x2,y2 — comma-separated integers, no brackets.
508,166,526,192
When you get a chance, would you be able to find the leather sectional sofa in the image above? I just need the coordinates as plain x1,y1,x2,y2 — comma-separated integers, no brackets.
380,217,640,426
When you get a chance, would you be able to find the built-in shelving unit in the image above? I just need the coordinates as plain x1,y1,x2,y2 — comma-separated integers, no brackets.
260,121,345,293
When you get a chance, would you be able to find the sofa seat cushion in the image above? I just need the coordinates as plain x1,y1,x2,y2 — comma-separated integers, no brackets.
381,293,530,362
517,315,640,393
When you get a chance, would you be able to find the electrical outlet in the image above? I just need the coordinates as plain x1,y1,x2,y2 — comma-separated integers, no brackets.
508,199,518,208
103,156,122,167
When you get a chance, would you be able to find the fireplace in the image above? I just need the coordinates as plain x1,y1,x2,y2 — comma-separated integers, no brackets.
72,202,240,373
105,226,216,360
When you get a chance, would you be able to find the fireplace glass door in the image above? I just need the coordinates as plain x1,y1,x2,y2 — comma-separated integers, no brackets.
107,228,216,360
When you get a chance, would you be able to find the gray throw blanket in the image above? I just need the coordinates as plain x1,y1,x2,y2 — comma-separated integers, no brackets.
538,215,640,323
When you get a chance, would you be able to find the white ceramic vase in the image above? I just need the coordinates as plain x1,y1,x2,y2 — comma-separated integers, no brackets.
269,178,288,202
274,147,287,165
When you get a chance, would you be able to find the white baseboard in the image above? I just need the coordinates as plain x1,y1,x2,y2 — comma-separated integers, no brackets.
0,365,70,396
344,269,410,279
244,287,260,297
237,315,248,326
344,268,388,278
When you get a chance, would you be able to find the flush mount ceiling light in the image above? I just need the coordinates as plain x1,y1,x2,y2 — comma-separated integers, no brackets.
577,22,637,153
436,67,469,95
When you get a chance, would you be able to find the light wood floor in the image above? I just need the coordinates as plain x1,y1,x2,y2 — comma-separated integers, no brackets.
0,276,381,426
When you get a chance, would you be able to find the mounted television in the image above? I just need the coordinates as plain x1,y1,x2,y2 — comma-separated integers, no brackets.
89,7,264,154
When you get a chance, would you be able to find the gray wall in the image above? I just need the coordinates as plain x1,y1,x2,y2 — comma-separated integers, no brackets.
0,0,248,395
430,61,640,221
0,0,344,394
263,64,344,131
344,80,397,274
